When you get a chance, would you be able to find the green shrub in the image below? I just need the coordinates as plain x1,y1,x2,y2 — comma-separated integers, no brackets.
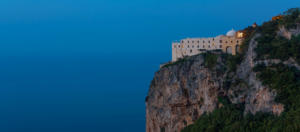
162,56,189,68
203,52,218,70
255,8,300,62
280,8,300,29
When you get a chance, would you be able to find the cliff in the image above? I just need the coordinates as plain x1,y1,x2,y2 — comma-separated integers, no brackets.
146,54,225,132
146,8,300,132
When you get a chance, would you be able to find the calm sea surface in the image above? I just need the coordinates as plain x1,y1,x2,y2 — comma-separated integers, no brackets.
0,53,168,132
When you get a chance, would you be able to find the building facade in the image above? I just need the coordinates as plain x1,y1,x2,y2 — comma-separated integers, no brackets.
172,29,244,62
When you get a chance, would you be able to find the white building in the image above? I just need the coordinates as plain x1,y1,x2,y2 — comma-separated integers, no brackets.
172,29,244,62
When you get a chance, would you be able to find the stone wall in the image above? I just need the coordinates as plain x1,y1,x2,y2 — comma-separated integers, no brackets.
172,35,243,62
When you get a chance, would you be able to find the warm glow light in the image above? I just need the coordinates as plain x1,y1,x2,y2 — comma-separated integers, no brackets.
237,32,244,38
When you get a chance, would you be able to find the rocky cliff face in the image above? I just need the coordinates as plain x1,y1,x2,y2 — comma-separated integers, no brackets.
146,55,225,132
145,30,293,131
234,34,283,115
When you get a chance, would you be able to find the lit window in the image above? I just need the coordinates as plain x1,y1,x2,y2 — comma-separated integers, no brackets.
237,32,244,38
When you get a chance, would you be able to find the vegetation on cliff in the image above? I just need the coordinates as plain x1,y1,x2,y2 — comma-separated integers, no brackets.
182,8,300,132
182,64,300,132
255,8,300,63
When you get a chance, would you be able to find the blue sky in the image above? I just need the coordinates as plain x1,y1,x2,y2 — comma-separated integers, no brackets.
0,0,299,56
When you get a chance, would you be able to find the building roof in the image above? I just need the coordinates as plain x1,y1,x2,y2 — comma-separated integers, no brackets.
226,29,236,36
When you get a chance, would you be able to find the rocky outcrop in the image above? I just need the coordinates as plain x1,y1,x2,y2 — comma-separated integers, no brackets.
278,24,300,40
146,55,225,132
278,26,293,40
146,33,285,132
235,34,282,115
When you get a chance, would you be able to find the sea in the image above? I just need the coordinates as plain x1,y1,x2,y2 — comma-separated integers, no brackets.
0,53,168,132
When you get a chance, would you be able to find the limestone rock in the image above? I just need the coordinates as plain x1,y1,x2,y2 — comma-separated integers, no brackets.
145,31,292,132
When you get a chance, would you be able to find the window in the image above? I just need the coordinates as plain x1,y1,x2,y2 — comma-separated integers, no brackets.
188,41,190,43
220,40,222,43
181,40,184,43
226,41,228,43
203,40,205,43
192,41,194,43
197,40,200,43
208,41,210,43
174,45,177,48
208,45,211,48
220,45,222,48
213,38,215,41
188,45,190,48
197,45,199,48
178,45,180,48
203,45,205,48
192,45,194,48
190,50,192,53
237,40,239,43
231,41,233,43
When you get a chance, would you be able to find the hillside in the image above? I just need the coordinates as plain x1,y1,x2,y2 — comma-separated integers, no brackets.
146,8,300,132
